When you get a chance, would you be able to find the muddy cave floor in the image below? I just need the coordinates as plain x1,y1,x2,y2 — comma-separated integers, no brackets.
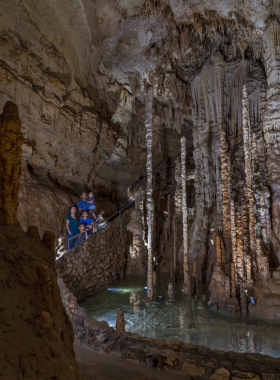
74,342,184,380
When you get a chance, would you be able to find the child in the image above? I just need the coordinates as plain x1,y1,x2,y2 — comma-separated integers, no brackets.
80,210,93,236
87,191,97,219
75,223,87,245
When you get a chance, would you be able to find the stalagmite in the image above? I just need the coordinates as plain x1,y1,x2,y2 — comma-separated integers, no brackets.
116,308,126,333
181,136,191,296
145,85,154,300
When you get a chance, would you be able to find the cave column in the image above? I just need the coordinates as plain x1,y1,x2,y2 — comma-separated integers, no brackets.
145,85,154,300
181,136,191,296
0,101,23,225
263,21,280,256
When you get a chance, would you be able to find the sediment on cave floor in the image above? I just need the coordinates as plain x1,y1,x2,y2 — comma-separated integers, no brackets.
3,1,280,379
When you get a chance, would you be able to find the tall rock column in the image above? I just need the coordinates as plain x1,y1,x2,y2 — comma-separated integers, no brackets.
263,21,280,259
181,136,191,296
145,85,154,300
0,101,24,225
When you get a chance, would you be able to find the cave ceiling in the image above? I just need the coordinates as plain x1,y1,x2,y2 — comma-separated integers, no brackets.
0,0,274,195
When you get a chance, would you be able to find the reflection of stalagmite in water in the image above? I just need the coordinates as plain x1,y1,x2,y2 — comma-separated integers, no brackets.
153,270,157,286
130,292,141,306
193,260,198,297
168,282,175,300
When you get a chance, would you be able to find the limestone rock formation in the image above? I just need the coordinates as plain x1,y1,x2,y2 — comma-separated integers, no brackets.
0,101,81,378
0,101,23,225
0,226,82,379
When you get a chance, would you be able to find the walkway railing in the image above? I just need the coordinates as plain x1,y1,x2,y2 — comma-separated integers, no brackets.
56,197,135,255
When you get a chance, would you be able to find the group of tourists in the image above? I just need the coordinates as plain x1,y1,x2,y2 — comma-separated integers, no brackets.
66,191,98,250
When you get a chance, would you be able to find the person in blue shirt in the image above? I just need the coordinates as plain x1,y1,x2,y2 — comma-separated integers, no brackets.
80,210,94,236
77,192,89,214
87,191,97,219
66,206,79,250
75,223,87,245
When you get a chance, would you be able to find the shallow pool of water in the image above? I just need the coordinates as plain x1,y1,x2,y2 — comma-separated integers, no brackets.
80,275,280,357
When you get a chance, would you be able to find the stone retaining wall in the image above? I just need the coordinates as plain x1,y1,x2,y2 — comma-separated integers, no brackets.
56,210,132,301
58,276,280,379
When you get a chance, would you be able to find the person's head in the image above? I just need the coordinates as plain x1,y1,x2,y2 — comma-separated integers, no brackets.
88,191,94,198
82,210,88,219
68,205,77,215
81,192,87,200
79,223,86,232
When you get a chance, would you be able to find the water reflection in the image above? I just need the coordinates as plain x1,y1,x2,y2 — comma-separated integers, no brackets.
80,275,280,357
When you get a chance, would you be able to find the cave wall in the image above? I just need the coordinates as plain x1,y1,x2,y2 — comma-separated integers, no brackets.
56,210,132,302
0,102,82,379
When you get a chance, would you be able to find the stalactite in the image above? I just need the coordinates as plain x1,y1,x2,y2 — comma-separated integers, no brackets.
181,136,191,296
174,157,182,217
215,155,222,214
252,134,262,240
167,195,171,237
140,187,146,243
230,198,237,296
243,199,251,281
220,129,231,256
145,85,154,300
236,208,244,280
216,234,223,268
173,215,177,279
242,86,256,253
